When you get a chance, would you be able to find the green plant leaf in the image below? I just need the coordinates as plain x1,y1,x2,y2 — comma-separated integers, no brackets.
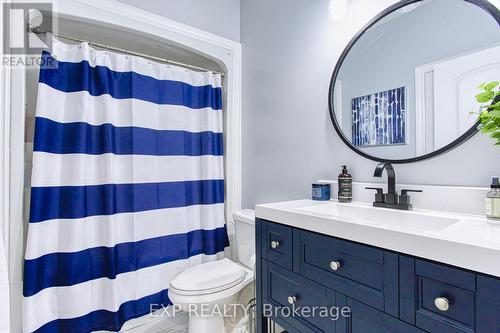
481,122,497,133
483,81,500,91
476,91,495,103
475,81,500,147
490,131,500,139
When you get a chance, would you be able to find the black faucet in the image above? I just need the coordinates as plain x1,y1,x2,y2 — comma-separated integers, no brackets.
373,162,398,204
366,162,422,210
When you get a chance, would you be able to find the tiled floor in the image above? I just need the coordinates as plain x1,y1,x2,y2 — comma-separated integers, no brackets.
156,321,188,333
122,311,189,333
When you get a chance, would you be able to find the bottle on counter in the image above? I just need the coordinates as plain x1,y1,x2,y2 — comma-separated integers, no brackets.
338,165,352,203
486,177,500,221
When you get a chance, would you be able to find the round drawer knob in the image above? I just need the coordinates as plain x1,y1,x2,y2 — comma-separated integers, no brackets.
270,241,280,249
330,260,342,271
287,296,297,305
434,297,450,312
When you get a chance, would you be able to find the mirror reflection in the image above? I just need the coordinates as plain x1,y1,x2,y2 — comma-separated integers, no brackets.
332,0,500,160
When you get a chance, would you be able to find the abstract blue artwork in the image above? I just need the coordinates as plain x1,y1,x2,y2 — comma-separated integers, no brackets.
351,87,406,147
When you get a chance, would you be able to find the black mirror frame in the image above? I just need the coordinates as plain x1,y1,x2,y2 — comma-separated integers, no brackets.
328,0,500,164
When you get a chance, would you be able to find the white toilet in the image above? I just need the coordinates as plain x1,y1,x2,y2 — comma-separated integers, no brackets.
168,209,256,333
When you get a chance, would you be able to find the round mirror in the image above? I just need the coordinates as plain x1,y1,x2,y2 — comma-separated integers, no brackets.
329,0,500,163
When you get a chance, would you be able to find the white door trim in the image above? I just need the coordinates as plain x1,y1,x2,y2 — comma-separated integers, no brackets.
0,0,10,259
414,63,434,156
0,1,12,331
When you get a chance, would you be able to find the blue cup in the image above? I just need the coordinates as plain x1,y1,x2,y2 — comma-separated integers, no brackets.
312,183,331,201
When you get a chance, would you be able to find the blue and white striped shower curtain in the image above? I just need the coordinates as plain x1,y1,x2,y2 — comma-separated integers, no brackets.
23,37,229,333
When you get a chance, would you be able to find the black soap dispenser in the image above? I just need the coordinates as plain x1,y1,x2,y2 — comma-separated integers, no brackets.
338,165,352,203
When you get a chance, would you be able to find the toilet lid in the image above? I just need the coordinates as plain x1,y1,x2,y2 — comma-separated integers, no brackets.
170,259,246,295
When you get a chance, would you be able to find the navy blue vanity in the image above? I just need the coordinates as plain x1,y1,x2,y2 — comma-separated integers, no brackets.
254,0,500,330
255,219,500,333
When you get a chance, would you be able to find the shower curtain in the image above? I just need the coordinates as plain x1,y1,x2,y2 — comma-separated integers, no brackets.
23,37,229,333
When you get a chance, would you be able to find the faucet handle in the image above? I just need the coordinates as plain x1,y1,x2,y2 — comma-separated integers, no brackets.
366,187,384,203
400,189,422,205
366,187,383,193
401,189,423,196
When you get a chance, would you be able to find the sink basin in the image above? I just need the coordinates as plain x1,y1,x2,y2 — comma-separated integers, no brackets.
298,202,460,232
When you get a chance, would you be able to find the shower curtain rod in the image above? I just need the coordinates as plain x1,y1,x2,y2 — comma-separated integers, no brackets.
28,28,226,77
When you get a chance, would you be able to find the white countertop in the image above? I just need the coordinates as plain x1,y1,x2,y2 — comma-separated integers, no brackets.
256,199,500,277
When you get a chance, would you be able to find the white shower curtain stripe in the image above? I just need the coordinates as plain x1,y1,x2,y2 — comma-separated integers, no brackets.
23,253,222,333
23,36,228,333
31,153,224,187
24,203,225,260
49,38,221,87
36,84,223,133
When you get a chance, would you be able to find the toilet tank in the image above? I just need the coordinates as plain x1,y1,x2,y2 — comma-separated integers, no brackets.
233,209,255,269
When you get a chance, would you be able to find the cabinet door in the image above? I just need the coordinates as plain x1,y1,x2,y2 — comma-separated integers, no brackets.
262,220,293,270
262,260,338,333
476,275,500,333
336,295,426,333
400,257,477,333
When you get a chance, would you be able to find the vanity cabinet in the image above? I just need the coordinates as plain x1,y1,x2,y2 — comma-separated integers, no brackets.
256,219,500,333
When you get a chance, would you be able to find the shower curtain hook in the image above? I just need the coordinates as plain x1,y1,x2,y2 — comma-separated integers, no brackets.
148,54,152,64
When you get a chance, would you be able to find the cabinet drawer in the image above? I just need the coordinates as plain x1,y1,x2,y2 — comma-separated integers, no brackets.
294,229,399,315
262,260,338,333
262,220,293,270
400,257,477,333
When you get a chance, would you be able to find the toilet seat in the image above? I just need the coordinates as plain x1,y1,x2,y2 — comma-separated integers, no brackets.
170,258,246,296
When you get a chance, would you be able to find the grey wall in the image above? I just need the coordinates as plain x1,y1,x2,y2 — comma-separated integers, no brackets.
241,0,500,209
336,0,500,159
118,0,240,41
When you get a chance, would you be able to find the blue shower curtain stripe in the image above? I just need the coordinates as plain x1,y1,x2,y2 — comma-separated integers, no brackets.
39,52,223,110
32,289,171,333
29,179,224,223
24,226,229,297
33,117,223,156
23,37,228,333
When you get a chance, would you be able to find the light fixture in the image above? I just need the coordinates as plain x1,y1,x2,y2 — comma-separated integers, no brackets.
329,0,349,22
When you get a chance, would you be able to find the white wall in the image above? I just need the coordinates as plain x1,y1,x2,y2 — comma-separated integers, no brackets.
118,0,241,41
241,0,500,208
